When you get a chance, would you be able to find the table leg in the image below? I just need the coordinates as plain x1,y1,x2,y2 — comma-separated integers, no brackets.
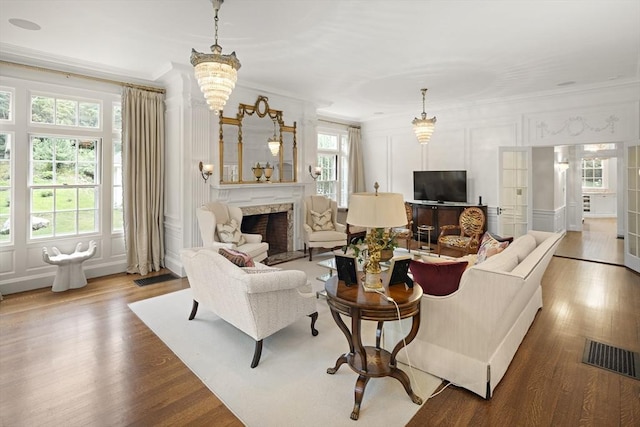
351,374,371,420
390,311,421,365
389,367,423,405
327,307,353,374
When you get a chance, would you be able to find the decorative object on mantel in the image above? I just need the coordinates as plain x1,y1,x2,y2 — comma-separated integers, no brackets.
346,182,407,292
190,0,241,113
412,88,437,144
263,162,273,182
252,163,264,181
267,118,280,156
309,165,321,180
199,161,213,182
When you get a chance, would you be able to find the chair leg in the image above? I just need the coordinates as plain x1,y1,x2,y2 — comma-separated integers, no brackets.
309,312,319,336
188,300,199,320
251,339,263,368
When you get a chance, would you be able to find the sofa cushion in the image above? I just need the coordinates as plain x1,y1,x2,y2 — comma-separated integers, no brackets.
476,232,510,264
217,219,246,246
218,247,255,267
409,259,468,296
310,208,335,231
504,234,537,262
475,252,518,273
242,265,281,274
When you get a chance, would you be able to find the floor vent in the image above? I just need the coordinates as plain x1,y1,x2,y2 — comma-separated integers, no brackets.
134,273,178,287
582,338,639,380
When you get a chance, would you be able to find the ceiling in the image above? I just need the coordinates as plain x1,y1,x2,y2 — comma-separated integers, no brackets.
1,0,638,122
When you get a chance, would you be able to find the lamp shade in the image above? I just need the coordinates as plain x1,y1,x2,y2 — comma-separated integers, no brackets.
346,192,407,228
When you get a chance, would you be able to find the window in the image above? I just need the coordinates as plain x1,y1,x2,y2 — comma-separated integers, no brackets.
0,89,13,122
30,135,99,238
31,94,100,129
316,128,349,207
582,158,607,189
0,132,11,242
112,102,123,231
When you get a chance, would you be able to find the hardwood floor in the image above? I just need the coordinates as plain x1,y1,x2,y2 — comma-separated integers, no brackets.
1,250,638,426
555,217,624,266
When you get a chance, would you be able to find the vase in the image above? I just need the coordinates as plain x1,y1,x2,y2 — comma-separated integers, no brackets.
263,166,273,181
252,166,263,181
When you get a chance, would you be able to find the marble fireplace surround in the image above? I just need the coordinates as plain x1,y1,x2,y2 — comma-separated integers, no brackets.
208,183,308,253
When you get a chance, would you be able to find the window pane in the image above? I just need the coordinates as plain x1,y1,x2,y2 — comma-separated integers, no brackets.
318,133,338,150
113,103,122,131
54,138,75,161
31,213,53,238
78,139,96,161
55,211,77,235
32,189,54,212
55,163,76,184
55,99,78,126
78,210,97,233
0,91,11,121
55,188,77,210
0,187,9,215
78,188,97,209
112,207,123,231
32,136,54,160
0,215,9,242
78,102,100,128
31,96,55,124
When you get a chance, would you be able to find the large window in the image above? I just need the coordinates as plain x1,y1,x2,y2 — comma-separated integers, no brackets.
316,128,349,207
0,133,11,243
31,94,100,129
30,135,99,238
112,102,123,231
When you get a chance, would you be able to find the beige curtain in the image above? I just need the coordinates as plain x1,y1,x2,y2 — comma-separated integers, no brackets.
122,87,165,275
348,126,366,193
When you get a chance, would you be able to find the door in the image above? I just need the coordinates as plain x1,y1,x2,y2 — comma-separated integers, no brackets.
498,147,532,239
625,141,640,273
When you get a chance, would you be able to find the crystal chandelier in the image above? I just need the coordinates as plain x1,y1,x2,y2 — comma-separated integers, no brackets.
267,119,280,156
412,88,437,144
190,0,241,114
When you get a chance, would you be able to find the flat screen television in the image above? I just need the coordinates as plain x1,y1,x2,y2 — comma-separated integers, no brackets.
413,170,467,203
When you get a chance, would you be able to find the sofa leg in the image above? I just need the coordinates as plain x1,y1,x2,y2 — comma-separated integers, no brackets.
251,339,263,368
308,247,313,261
188,300,199,320
309,312,319,336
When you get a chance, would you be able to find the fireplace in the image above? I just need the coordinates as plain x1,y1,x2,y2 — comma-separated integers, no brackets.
240,203,293,256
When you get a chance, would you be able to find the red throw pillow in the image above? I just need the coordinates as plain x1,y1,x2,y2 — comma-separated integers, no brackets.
409,259,468,296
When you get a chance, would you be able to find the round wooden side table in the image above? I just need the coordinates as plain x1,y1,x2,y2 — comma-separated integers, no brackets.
324,274,423,420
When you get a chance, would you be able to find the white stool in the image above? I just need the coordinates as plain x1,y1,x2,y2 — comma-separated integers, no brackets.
42,241,97,292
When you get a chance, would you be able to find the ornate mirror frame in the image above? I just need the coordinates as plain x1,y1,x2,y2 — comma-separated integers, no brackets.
218,95,297,184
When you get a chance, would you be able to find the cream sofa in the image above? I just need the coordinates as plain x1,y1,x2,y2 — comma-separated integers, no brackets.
181,246,318,368
385,230,563,399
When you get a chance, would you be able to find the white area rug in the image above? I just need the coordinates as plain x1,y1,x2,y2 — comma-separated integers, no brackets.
129,251,441,426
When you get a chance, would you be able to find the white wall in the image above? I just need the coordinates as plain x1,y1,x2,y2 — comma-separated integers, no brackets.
360,82,640,234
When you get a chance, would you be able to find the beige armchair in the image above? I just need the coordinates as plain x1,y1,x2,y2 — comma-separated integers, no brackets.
196,201,269,263
181,247,318,368
302,195,347,261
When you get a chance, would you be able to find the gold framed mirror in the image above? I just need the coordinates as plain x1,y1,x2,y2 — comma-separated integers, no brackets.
219,95,297,184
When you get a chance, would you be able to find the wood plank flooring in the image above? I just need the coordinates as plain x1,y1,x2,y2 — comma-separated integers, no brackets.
1,241,639,426
555,217,624,266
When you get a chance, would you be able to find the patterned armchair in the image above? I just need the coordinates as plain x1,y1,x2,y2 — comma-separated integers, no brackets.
302,195,347,261
437,207,485,256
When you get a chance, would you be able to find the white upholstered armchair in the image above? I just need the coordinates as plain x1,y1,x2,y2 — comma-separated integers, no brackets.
181,247,319,368
196,201,269,263
302,195,347,261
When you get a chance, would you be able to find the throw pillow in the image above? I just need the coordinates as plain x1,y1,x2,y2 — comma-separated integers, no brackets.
409,259,468,296
476,232,510,264
218,247,255,267
310,209,335,231
216,219,246,246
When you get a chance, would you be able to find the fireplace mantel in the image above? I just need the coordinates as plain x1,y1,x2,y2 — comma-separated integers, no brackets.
208,182,311,251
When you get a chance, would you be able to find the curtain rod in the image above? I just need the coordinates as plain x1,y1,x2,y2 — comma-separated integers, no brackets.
318,118,360,129
0,60,166,94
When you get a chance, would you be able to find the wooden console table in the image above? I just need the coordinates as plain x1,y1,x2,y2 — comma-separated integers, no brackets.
409,201,488,243
324,274,423,420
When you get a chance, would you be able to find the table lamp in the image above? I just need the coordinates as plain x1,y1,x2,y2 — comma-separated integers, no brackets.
346,183,407,292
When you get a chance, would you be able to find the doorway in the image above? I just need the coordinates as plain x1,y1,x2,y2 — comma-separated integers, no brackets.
555,217,624,265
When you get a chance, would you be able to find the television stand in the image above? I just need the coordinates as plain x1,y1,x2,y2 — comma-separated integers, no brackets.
409,202,488,244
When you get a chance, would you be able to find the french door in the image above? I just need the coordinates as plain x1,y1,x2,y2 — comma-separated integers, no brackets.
625,141,640,273
498,147,532,239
